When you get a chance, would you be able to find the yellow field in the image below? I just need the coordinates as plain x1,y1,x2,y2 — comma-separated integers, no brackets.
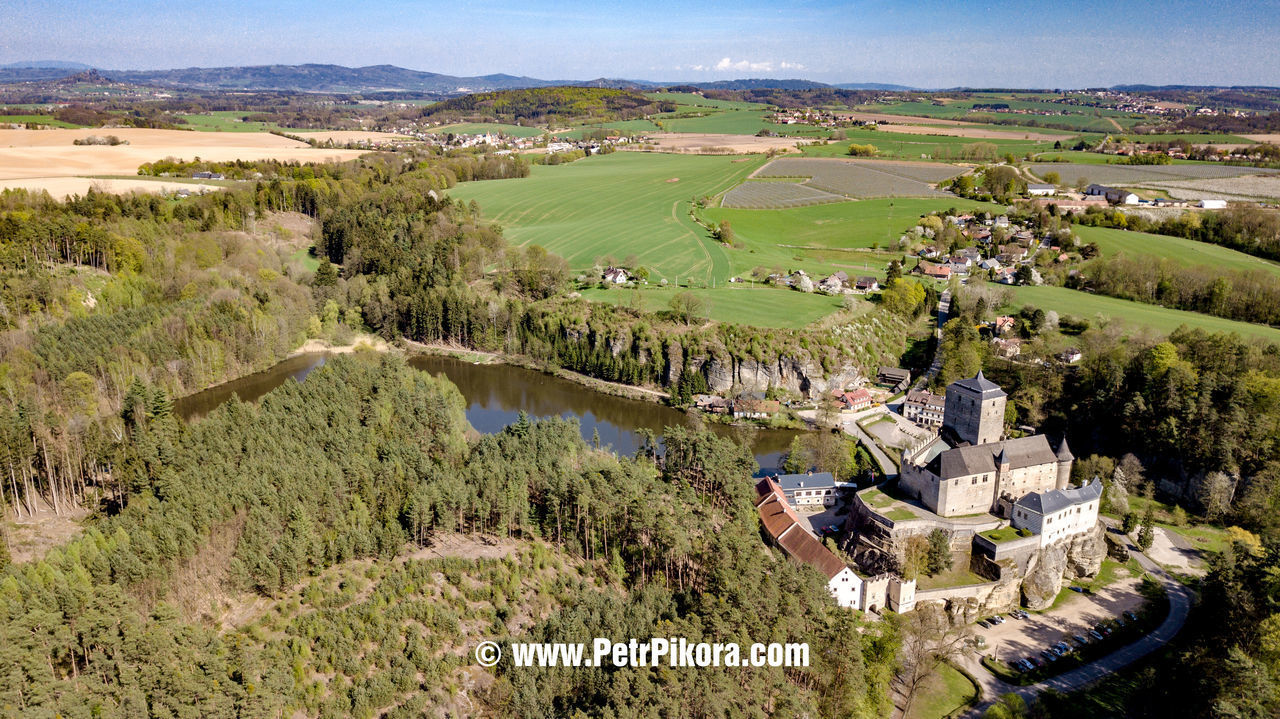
0,176,223,198
0,128,368,195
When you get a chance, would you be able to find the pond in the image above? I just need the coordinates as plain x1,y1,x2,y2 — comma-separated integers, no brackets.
175,352,801,471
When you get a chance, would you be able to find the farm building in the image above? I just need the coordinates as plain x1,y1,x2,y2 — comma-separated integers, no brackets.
1027,183,1056,196
1199,199,1228,209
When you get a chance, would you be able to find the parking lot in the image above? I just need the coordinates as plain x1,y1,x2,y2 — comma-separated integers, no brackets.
974,573,1146,668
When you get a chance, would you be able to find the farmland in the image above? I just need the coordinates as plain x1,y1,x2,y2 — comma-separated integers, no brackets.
0,114,81,128
578,285,848,329
801,128,1064,161
752,157,965,198
704,197,1003,264
644,92,768,110
721,181,846,209
1027,162,1280,185
654,108,829,137
1005,284,1280,344
446,152,765,283
177,111,293,132
1075,225,1280,278
1137,175,1280,201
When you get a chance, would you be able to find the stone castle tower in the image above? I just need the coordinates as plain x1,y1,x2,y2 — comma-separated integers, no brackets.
1056,437,1074,489
942,371,1007,446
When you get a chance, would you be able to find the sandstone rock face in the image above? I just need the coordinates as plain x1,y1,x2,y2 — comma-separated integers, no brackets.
1105,532,1131,563
1020,523,1107,609
700,353,862,398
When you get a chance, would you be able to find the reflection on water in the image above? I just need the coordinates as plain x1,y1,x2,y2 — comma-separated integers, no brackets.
176,352,800,471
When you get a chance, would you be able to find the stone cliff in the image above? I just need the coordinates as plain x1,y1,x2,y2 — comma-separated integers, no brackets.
1020,523,1107,610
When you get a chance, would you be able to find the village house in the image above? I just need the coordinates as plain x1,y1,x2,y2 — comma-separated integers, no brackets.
992,337,1022,359
836,388,873,412
733,396,782,419
915,261,952,280
877,367,912,393
903,389,945,427
817,271,848,294
1027,183,1057,196
773,471,839,508
602,267,630,284
1059,348,1083,364
854,276,880,293
992,315,1016,336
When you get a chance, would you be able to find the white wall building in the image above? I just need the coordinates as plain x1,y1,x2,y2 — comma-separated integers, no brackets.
1011,478,1103,547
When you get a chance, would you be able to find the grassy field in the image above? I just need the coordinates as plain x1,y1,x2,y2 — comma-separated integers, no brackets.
655,109,829,137
906,662,978,719
0,114,80,128
578,285,847,329
645,92,768,110
705,197,1002,257
1076,225,1280,278
434,122,545,138
857,97,1144,132
177,111,294,133
447,152,765,282
1005,285,1280,344
801,128,1062,161
554,119,661,138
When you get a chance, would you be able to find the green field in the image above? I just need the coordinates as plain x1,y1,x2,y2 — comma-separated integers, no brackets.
800,128,1062,161
447,152,765,282
655,109,829,137
177,111,295,133
553,119,661,138
579,285,847,329
704,197,1002,272
857,96,1144,132
645,92,768,110
1006,285,1280,344
434,122,546,138
1076,225,1280,279
0,114,80,128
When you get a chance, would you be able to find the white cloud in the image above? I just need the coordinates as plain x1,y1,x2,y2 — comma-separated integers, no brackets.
713,57,775,73
780,61,806,70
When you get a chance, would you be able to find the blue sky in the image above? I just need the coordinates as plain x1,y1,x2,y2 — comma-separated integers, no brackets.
1,0,1277,87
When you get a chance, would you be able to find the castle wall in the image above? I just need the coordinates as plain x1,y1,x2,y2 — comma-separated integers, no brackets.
936,470,997,516
943,387,1005,445
995,463,1059,502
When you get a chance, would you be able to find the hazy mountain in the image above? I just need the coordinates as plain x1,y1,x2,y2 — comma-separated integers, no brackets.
96,64,556,93
832,82,915,91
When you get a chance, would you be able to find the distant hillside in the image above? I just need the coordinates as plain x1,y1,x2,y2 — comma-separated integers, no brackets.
0,60,92,70
832,81,915,91
684,78,831,91
104,64,558,93
421,86,670,125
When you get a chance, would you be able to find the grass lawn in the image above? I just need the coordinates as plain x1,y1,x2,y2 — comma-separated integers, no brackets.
906,662,978,719
434,122,545,138
1111,495,1233,555
915,563,989,590
1004,285,1280,344
290,246,320,273
980,526,1032,544
1076,225,1280,279
577,285,845,329
447,152,765,283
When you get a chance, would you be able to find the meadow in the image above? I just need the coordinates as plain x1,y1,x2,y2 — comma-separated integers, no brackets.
177,111,292,133
578,284,848,329
644,92,768,110
654,108,829,137
1005,284,1280,344
1075,225,1280,278
446,152,765,282
752,157,963,198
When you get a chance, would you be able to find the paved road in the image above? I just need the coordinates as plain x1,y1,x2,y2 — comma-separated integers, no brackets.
959,549,1193,717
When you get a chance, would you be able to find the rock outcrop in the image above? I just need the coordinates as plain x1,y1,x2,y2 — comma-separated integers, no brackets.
699,353,863,398
1020,523,1106,610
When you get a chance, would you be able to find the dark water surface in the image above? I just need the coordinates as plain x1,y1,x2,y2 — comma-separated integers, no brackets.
175,352,799,470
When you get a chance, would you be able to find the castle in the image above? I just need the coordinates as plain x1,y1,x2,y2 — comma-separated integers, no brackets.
901,371,1075,518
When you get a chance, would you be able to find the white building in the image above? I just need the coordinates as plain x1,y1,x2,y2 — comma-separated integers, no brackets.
1199,199,1228,209
774,472,838,508
1027,183,1057,196
1011,478,1103,547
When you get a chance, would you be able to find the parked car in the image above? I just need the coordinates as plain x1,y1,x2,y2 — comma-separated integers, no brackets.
1041,649,1059,662
1089,630,1105,641
989,615,1005,625
1010,609,1028,620
1069,586,1086,593
1096,623,1113,637
1054,641,1072,654
1073,634,1089,646
1028,655,1045,668
1124,610,1139,622
1019,659,1036,672
978,620,991,629
1115,618,1126,629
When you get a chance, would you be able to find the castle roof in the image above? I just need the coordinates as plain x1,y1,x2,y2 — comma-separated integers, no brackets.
1015,477,1103,516
928,435,1058,479
949,370,1007,399
1056,436,1074,461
